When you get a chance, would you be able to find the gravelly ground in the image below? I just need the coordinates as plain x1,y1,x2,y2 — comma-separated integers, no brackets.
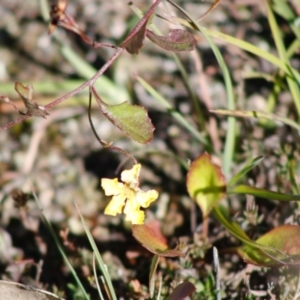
1,0,299,299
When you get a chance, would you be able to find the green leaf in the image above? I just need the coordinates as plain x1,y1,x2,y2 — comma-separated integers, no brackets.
238,225,300,266
230,185,300,201
146,29,196,52
214,207,300,266
92,88,154,144
227,156,264,187
187,152,226,216
102,101,154,144
132,224,185,257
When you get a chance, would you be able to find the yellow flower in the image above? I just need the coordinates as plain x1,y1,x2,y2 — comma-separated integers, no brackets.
101,164,158,224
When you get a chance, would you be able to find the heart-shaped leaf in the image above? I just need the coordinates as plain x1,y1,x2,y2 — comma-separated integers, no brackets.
187,152,226,217
132,224,185,257
146,29,196,52
120,0,161,54
92,88,154,144
238,225,300,266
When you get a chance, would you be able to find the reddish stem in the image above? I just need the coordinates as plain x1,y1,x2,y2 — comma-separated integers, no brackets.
0,47,124,132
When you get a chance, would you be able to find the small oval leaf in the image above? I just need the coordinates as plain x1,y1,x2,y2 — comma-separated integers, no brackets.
187,152,226,216
93,88,154,144
102,101,154,144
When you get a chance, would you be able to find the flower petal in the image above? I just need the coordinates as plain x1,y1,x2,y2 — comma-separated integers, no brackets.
125,210,145,225
124,197,145,224
101,164,159,224
136,189,158,207
121,164,141,187
104,194,127,216
101,178,124,196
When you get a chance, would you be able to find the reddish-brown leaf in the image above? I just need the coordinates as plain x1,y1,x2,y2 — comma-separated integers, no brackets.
238,225,300,266
15,82,49,118
168,281,196,300
132,224,185,257
120,0,161,54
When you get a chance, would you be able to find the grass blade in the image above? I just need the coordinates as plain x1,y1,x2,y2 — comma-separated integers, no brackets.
266,3,300,119
75,202,117,300
228,156,264,187
33,193,90,300
167,3,236,177
210,109,300,131
136,76,209,147
168,16,300,85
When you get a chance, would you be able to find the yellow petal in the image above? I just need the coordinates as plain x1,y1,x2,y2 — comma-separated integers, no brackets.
101,178,124,196
135,189,158,207
104,194,127,216
101,164,159,224
121,164,141,187
125,210,145,225
124,197,145,224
